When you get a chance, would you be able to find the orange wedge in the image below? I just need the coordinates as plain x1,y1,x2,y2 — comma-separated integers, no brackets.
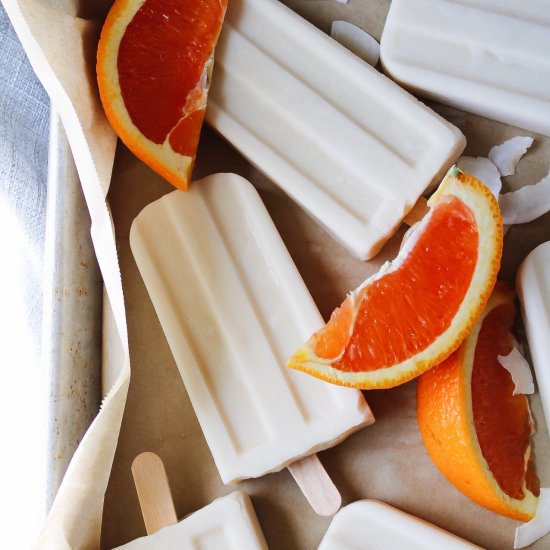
97,0,227,189
417,283,539,520
288,168,503,389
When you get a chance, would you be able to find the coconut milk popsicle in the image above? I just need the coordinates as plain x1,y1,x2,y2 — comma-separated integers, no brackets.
517,241,550,434
380,0,550,136
130,174,374,513
318,500,481,549
115,453,269,549
115,492,268,549
207,0,465,260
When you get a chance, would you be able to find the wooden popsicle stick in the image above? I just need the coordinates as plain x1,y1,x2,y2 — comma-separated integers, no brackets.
131,452,178,535
403,196,429,227
287,454,342,516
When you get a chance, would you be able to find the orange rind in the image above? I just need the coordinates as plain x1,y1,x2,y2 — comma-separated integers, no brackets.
417,284,539,521
97,0,227,189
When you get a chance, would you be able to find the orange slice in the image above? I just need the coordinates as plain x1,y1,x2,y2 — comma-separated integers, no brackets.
287,168,503,389
97,0,227,190
417,283,539,520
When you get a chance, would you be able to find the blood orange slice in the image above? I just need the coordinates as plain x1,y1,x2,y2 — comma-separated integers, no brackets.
417,283,539,521
97,0,227,189
287,168,503,389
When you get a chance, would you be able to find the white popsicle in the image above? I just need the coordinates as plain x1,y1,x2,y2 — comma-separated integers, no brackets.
317,500,481,549
130,174,373,512
517,241,550,435
380,0,550,136
115,452,268,549
206,0,465,260
115,491,268,549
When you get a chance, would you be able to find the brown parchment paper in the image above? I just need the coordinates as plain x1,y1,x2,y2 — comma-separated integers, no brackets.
4,0,550,549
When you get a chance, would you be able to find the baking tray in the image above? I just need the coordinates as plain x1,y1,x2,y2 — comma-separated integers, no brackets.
43,110,102,508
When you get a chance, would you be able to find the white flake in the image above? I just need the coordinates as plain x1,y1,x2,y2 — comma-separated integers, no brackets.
499,172,550,225
330,21,380,66
457,156,502,198
515,489,550,548
489,136,534,177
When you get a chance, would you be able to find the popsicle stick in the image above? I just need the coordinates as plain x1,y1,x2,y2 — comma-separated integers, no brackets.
287,454,342,516
404,196,429,226
131,452,178,534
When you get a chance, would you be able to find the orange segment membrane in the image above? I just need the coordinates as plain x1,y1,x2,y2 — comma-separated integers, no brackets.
472,304,539,500
314,197,478,371
117,0,226,147
168,109,206,157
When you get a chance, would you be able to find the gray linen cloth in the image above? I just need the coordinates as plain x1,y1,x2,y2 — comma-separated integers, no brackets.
0,4,50,547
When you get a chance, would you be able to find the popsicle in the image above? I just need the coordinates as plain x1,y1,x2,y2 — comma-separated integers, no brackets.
517,241,550,435
317,500,481,549
130,173,374,514
380,0,550,137
114,452,268,549
206,0,465,260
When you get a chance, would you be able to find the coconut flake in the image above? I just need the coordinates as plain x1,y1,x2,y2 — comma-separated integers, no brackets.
330,21,380,67
515,488,550,548
499,171,550,225
457,156,502,198
497,347,534,395
489,136,534,177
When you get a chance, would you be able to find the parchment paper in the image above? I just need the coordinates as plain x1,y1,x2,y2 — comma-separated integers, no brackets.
101,130,550,550
4,1,549,549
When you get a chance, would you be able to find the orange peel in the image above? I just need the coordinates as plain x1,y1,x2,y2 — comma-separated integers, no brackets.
288,168,503,389
97,0,227,189
417,284,539,521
